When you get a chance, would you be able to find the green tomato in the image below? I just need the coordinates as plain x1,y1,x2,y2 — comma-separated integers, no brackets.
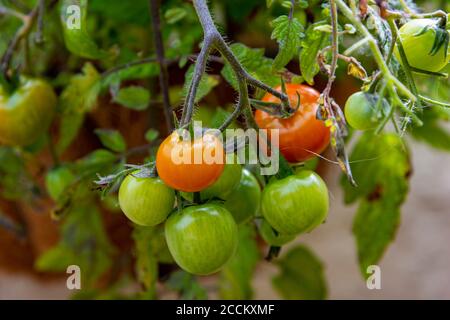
261,170,329,235
165,203,238,275
0,78,57,146
45,166,75,201
345,91,385,131
395,19,450,72
224,168,261,223
182,154,242,201
259,219,296,247
118,174,175,226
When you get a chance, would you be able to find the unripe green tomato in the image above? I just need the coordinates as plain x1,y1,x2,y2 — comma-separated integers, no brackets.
0,78,57,146
165,203,238,275
395,19,450,72
261,170,329,235
182,154,242,201
118,174,175,226
259,219,296,246
224,168,261,223
45,166,75,201
345,91,382,131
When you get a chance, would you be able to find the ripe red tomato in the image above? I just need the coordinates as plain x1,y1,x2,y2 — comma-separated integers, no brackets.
156,130,225,192
255,84,330,163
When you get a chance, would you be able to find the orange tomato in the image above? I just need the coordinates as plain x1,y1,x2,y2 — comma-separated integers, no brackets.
156,130,225,192
255,84,330,163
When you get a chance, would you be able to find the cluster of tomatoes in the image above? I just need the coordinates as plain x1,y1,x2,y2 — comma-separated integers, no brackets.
119,83,332,275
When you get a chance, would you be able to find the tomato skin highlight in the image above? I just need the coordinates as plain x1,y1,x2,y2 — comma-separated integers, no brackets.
165,203,238,275
261,170,329,235
118,174,175,226
224,168,261,224
0,78,57,147
395,19,450,72
259,219,296,246
345,91,382,131
255,84,330,163
156,131,225,192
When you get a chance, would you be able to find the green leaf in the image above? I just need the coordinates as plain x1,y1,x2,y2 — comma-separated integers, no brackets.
221,43,280,90
272,245,327,300
219,225,260,299
182,65,219,103
165,8,187,24
166,271,208,300
60,0,109,59
102,63,160,88
57,63,101,154
94,129,127,153
36,204,114,287
145,129,159,142
300,22,329,85
411,108,450,152
113,86,150,110
341,133,410,276
271,16,304,70
132,227,158,298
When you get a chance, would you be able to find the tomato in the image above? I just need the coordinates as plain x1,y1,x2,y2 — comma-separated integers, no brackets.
165,203,238,275
156,130,225,192
182,153,242,201
261,170,329,235
344,91,385,130
395,19,450,72
255,84,330,163
118,173,175,226
45,166,75,201
224,168,261,223
0,78,57,146
259,219,295,247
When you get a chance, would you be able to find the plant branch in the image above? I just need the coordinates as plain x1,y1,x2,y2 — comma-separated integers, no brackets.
180,0,292,129
0,4,39,78
335,0,416,102
149,0,173,131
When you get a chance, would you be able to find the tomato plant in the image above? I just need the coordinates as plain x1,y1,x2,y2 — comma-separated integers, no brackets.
224,168,262,224
0,0,448,301
156,130,225,192
395,19,450,72
261,170,329,235
344,91,386,130
255,84,331,163
0,78,56,146
165,203,238,275
119,173,175,226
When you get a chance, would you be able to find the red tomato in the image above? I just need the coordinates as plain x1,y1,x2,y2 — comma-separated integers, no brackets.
156,130,225,192
255,84,330,163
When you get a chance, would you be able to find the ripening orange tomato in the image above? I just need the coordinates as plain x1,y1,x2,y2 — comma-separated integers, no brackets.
156,130,225,192
255,84,330,163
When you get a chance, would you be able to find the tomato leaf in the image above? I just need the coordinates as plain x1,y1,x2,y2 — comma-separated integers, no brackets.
113,86,150,111
221,43,281,90
35,204,114,287
271,15,304,70
165,8,188,24
94,129,127,153
57,63,101,154
300,22,329,85
219,225,260,299
411,108,450,152
166,271,208,300
341,133,410,276
60,0,109,59
272,245,327,300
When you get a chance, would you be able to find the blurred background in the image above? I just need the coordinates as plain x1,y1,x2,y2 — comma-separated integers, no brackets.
0,0,449,299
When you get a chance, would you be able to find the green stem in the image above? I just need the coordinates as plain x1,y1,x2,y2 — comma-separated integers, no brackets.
419,95,450,108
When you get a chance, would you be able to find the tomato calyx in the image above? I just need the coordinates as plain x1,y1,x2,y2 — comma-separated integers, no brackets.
250,92,300,119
